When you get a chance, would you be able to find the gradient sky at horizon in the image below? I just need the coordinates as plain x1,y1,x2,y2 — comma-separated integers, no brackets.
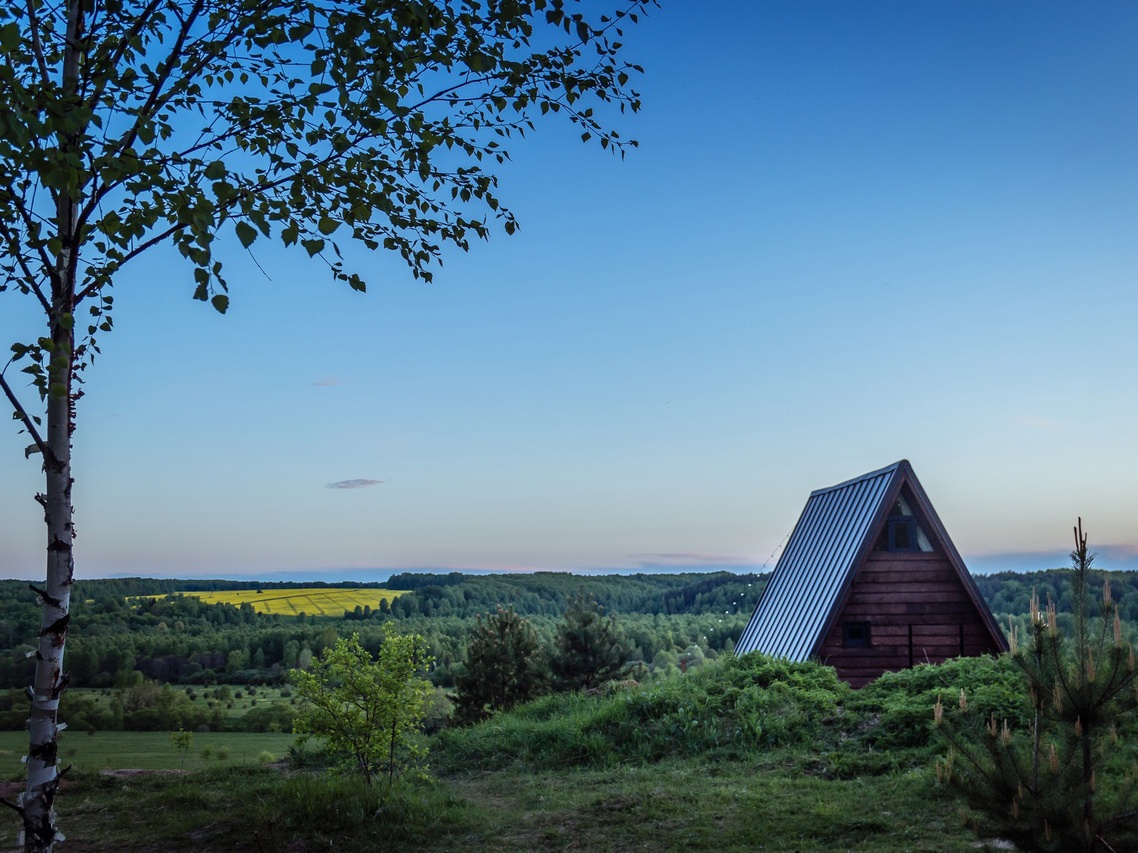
2,1,1136,580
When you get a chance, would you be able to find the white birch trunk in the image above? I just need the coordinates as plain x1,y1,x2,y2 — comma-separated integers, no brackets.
22,2,84,847
22,380,73,851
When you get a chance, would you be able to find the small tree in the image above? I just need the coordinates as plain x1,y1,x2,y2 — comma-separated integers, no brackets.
551,591,630,691
935,520,1138,852
169,728,193,768
454,605,546,724
292,625,432,786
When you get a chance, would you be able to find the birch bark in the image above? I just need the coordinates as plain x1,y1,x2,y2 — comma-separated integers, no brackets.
21,0,84,848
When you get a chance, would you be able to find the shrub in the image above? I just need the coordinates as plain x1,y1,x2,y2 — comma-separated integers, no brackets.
437,654,849,771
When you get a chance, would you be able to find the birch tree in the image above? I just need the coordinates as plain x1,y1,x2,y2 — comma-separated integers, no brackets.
0,1,652,848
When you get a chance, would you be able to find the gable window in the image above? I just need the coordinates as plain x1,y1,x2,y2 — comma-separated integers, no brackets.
873,493,934,552
887,517,917,551
843,621,871,648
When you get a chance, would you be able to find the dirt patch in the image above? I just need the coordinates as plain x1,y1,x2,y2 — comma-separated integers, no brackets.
98,769,189,779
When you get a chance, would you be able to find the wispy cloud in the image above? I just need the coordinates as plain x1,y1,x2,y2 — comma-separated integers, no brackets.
311,377,342,387
326,479,384,490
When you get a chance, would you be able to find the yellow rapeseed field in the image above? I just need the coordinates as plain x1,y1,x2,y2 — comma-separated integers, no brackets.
155,588,407,617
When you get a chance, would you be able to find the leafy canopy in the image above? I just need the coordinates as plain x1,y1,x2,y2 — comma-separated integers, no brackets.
0,0,652,394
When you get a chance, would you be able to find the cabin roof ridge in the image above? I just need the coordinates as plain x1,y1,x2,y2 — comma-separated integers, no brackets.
808,459,908,497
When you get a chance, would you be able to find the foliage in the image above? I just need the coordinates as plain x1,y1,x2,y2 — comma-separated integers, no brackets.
935,521,1138,852
292,626,433,785
0,0,652,845
849,655,1029,754
551,591,632,690
0,577,751,697
169,728,193,767
385,570,766,619
436,653,851,771
453,606,546,725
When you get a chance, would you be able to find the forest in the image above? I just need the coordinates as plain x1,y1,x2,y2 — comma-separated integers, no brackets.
0,565,1132,734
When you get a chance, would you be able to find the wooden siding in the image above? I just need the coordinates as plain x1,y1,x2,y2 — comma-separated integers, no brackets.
817,552,1004,688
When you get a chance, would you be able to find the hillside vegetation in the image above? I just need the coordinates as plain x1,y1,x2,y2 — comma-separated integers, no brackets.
3,567,1138,849
19,652,1037,851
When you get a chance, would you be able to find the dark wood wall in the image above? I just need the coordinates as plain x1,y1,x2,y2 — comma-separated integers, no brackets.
817,552,1003,688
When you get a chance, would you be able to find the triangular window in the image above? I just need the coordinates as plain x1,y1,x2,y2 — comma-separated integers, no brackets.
873,492,934,552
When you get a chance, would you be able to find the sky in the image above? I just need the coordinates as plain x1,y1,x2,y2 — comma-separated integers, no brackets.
2,1,1137,581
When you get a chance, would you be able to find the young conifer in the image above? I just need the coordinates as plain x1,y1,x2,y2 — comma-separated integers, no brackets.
935,520,1138,852
551,591,631,691
454,606,546,724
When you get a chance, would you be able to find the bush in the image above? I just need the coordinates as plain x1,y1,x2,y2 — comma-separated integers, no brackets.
436,654,850,771
849,655,1028,754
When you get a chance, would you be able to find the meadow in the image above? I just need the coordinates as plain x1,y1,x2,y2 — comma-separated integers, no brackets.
145,586,407,617
0,731,296,777
4,653,1013,851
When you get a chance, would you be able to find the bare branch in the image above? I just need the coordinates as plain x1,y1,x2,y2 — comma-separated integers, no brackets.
23,0,53,89
0,369,55,467
0,222,52,314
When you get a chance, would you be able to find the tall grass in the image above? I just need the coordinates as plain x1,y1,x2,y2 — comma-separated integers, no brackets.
436,654,851,771
436,652,1030,776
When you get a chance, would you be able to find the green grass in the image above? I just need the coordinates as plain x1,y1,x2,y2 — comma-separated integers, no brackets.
0,731,295,778
0,654,1031,850
31,759,983,852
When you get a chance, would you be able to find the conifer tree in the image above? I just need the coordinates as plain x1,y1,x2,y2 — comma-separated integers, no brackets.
551,591,631,691
935,520,1138,852
454,605,545,724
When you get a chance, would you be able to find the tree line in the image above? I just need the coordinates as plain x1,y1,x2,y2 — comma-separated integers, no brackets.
1,567,1135,700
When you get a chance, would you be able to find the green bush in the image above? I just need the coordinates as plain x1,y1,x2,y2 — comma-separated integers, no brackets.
849,655,1028,754
437,654,850,771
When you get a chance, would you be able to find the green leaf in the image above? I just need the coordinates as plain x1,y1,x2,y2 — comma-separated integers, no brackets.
317,216,339,236
235,222,257,248
211,294,229,314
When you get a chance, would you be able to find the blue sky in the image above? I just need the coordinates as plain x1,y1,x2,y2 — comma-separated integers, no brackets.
2,1,1136,580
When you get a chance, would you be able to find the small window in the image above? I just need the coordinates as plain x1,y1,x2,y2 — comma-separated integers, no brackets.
888,517,917,552
843,622,871,648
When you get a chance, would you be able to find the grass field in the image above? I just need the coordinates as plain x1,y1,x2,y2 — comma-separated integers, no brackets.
0,730,296,778
142,587,407,616
19,759,981,852
55,684,299,726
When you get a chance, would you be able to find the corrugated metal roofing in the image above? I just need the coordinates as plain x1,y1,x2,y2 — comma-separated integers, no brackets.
736,462,903,660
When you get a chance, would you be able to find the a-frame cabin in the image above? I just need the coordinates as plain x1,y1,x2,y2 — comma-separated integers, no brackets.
736,460,1007,687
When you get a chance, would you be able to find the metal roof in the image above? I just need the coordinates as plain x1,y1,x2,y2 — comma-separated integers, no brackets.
736,462,901,660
